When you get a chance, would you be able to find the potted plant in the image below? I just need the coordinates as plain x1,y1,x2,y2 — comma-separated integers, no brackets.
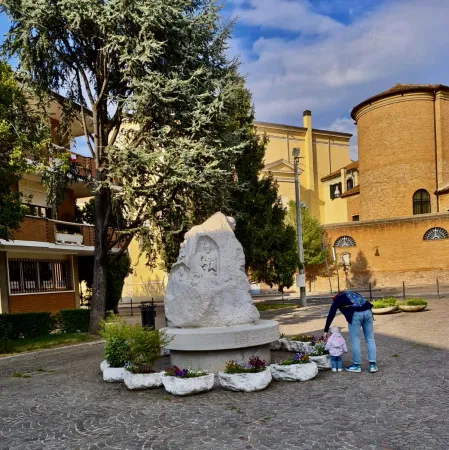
99,316,131,383
123,327,171,390
270,353,318,381
283,334,324,353
55,227,83,245
307,344,331,370
161,366,214,396
218,356,272,392
397,298,428,312
371,297,399,315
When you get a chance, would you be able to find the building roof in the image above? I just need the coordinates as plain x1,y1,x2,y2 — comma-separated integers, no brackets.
351,84,449,120
254,121,353,138
320,161,359,182
340,185,360,198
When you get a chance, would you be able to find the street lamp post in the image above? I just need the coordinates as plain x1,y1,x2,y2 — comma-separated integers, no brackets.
292,147,307,307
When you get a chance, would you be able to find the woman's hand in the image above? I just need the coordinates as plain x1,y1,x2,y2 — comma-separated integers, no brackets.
323,332,328,340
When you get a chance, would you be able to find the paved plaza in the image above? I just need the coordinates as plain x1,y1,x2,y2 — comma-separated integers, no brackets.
1,299,449,450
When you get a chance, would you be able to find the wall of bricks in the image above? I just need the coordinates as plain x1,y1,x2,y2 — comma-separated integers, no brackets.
357,93,441,220
8,291,76,314
312,213,449,291
346,194,360,221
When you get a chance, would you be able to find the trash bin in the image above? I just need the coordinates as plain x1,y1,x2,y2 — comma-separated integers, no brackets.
140,300,157,328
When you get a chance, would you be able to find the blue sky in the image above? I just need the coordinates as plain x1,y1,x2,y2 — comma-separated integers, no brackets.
2,0,449,159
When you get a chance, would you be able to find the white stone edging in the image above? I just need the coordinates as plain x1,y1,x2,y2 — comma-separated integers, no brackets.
100,360,110,372
270,361,318,381
103,367,126,383
308,355,331,370
372,306,398,315
123,370,164,390
161,373,214,396
218,367,272,392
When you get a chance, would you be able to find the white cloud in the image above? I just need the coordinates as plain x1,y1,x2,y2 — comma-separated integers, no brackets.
232,0,449,143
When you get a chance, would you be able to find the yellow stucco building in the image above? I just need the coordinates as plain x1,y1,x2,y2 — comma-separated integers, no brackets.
123,111,354,300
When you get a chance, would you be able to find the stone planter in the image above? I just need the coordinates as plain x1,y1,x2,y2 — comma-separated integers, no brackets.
103,367,126,383
100,360,110,372
218,368,272,392
398,304,426,312
283,340,315,354
270,339,286,351
55,232,83,245
270,361,318,382
308,355,331,370
123,370,164,390
372,306,399,315
161,373,214,396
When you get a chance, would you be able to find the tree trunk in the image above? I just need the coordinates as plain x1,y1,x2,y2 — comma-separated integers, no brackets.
88,187,110,333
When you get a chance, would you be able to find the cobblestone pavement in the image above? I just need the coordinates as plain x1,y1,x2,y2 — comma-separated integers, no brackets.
1,300,449,450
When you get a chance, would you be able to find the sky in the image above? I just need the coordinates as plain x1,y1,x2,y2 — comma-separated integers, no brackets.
2,0,449,160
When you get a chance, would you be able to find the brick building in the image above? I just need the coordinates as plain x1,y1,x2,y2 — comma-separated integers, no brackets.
315,84,449,291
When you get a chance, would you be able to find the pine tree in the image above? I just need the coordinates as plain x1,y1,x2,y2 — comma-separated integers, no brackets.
0,60,49,240
1,0,250,332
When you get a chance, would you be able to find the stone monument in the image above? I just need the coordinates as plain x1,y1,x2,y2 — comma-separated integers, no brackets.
164,212,280,372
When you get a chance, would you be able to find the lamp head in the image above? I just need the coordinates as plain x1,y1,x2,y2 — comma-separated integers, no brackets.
292,147,300,158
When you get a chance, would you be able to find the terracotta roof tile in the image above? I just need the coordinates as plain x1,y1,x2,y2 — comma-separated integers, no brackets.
340,185,360,198
320,161,359,182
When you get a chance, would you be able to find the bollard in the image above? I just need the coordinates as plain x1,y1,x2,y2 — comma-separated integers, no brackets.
437,279,440,300
402,282,406,301
369,283,372,301
140,299,157,328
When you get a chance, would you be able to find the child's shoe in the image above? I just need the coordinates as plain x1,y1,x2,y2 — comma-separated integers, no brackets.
345,364,361,373
337,368,343,372
369,363,378,373
331,368,337,372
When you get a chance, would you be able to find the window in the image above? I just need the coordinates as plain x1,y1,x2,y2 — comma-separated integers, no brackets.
334,236,356,248
8,258,73,294
352,215,360,222
347,178,354,191
413,189,431,215
423,227,449,240
330,182,342,200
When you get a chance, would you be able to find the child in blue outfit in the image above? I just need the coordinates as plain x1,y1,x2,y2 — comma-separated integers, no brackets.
324,326,347,372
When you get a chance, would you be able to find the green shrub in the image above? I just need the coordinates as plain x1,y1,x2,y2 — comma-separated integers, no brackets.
398,298,428,307
371,297,397,309
55,309,90,333
99,316,132,367
0,312,55,340
127,327,171,373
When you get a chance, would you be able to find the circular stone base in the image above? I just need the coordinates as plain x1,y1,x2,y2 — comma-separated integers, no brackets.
169,345,271,373
164,320,279,372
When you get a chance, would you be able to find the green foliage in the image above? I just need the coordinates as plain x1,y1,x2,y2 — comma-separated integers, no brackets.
127,327,171,374
371,297,397,309
0,312,55,340
286,201,330,288
224,356,267,374
106,254,133,311
164,366,208,378
279,353,310,365
0,60,50,239
55,309,90,333
308,345,329,357
99,316,132,368
399,298,428,307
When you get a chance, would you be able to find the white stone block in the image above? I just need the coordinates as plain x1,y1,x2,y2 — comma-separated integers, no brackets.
103,367,126,383
218,368,272,392
123,371,164,390
161,373,214,396
283,340,315,353
309,355,331,370
270,362,318,382
100,360,110,373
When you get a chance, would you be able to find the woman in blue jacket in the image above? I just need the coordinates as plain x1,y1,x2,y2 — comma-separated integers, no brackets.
323,291,377,373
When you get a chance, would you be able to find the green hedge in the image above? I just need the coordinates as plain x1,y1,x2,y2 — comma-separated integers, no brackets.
0,312,55,340
55,309,90,333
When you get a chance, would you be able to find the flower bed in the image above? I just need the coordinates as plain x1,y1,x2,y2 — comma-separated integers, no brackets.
281,334,325,353
218,357,272,392
307,345,331,370
161,366,214,396
124,369,164,390
270,353,318,381
397,298,427,312
371,297,399,315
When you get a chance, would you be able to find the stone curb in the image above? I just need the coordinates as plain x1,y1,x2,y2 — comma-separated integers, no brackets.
0,339,105,361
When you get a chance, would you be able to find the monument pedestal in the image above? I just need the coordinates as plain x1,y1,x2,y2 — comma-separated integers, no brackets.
164,320,279,373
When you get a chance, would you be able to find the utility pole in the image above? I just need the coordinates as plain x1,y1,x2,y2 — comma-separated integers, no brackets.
292,148,307,307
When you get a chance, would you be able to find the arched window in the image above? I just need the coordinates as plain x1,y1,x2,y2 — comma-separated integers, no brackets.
413,189,431,215
346,177,354,191
334,236,356,248
423,227,449,240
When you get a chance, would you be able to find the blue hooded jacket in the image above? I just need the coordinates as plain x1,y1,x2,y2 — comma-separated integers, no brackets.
324,291,372,332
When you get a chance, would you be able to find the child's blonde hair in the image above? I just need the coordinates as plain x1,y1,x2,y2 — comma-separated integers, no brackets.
330,326,340,334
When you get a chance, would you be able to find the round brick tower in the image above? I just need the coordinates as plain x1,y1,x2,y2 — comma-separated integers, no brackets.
351,84,449,221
